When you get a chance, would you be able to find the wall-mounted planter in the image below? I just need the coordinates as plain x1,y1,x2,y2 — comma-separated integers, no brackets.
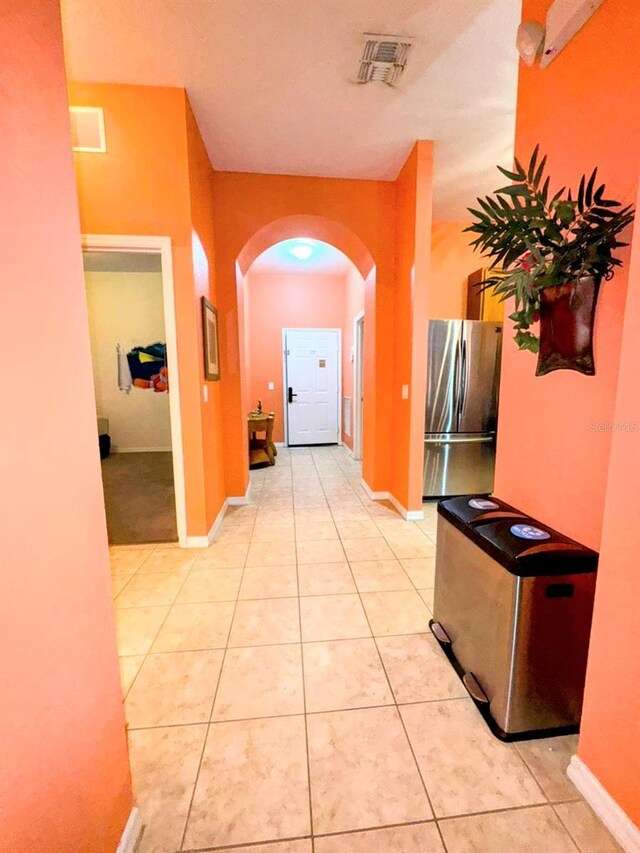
466,147,634,375
536,275,600,376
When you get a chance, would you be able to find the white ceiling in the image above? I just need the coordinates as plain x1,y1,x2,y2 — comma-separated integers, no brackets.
61,0,521,219
249,239,353,276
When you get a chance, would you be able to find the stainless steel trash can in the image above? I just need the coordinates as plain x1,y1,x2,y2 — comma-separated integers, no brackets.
430,496,598,741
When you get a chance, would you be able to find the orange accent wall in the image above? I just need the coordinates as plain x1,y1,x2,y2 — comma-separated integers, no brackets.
68,82,225,536
493,0,640,550
391,142,434,511
1,2,131,849
494,0,640,827
211,176,397,501
245,272,350,443
342,266,366,449
430,221,481,319
579,181,640,825
212,164,433,512
244,269,364,446
185,101,227,529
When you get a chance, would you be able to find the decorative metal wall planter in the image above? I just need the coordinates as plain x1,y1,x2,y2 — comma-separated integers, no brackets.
536,276,600,376
465,147,634,376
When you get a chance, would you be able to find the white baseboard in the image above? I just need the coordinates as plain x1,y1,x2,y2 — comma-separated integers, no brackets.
388,492,425,522
117,807,143,853
360,479,425,521
182,487,252,548
112,447,172,453
184,498,229,548
184,534,209,548
360,478,391,501
274,442,286,448
228,484,251,506
567,756,640,852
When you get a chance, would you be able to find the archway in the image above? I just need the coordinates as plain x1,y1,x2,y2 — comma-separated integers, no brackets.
237,214,376,281
236,217,376,475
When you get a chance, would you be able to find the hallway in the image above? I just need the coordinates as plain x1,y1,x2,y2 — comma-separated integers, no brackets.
111,447,618,853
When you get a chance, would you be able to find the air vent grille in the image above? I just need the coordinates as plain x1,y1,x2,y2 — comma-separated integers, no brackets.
357,33,414,87
69,106,106,153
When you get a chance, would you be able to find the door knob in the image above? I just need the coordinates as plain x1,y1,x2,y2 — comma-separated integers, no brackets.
288,387,298,403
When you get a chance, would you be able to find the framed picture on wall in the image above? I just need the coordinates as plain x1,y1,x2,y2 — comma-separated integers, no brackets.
201,297,220,381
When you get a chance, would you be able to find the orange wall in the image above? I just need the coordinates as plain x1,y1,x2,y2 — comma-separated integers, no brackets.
391,142,434,511
245,271,354,443
342,266,366,449
212,161,432,511
494,0,640,827
493,0,640,550
185,101,227,529
1,2,132,849
211,173,397,499
430,221,481,319
69,82,225,536
578,181,640,825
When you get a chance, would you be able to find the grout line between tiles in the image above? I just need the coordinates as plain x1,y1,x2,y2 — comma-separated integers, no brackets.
292,458,316,853
313,453,450,851
550,802,595,853
119,557,194,699
118,449,588,853
177,477,262,852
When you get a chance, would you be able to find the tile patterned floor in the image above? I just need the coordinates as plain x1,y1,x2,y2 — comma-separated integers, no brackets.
110,446,621,853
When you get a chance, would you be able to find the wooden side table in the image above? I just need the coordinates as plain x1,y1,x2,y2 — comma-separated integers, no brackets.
248,412,277,467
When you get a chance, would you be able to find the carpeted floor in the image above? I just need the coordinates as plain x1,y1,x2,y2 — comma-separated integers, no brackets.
101,451,177,545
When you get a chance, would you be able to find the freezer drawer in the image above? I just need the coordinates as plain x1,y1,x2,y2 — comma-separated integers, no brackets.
423,433,495,498
432,513,597,738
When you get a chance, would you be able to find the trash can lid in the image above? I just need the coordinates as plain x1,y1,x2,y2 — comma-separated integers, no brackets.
474,520,598,577
437,495,529,528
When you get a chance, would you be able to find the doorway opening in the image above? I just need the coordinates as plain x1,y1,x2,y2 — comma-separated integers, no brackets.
82,235,186,545
242,237,365,454
353,310,365,461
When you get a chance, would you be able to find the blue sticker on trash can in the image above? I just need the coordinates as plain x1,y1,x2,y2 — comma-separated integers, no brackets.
468,498,499,510
510,524,551,540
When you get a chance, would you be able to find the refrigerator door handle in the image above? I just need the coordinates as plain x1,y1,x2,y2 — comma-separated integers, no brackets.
424,434,494,444
453,336,462,424
459,336,468,420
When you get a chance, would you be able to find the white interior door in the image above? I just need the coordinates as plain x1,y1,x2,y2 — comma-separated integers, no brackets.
285,329,340,446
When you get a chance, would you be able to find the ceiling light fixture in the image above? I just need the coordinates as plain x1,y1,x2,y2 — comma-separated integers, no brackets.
289,242,314,260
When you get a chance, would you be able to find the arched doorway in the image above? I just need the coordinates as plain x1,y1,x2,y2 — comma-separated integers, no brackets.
234,216,377,485
241,236,366,455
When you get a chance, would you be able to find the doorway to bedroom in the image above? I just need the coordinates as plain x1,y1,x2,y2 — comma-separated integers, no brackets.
83,248,177,544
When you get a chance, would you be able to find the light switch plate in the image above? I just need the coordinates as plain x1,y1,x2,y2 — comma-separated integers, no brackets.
401,384,409,399
268,381,275,391
203,385,208,402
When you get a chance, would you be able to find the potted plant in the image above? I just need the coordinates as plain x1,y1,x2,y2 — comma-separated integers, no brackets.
466,147,635,375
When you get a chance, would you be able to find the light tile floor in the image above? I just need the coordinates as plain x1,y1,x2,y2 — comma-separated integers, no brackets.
110,445,621,853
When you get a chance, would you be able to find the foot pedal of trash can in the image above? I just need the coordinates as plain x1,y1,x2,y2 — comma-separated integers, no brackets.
430,621,452,645
463,672,489,704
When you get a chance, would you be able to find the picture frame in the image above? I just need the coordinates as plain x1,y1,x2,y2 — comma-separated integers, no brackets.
201,297,220,381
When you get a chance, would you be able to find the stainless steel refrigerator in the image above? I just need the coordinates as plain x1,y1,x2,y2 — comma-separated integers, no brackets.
423,320,502,498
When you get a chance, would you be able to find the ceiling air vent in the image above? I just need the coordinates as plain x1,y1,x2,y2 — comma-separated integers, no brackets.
357,33,414,87
69,106,106,153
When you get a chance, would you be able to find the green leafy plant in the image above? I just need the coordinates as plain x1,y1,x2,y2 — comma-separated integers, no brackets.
465,147,635,352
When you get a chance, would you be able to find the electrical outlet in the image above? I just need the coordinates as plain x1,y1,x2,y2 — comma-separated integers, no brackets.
203,385,208,402
401,384,409,400
268,381,275,391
